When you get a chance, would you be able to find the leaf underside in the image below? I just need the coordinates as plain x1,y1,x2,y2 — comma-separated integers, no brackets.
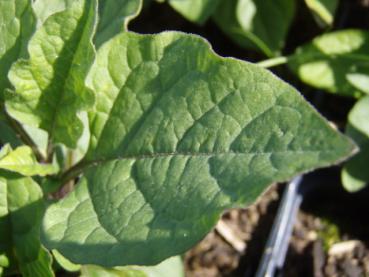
41,32,355,267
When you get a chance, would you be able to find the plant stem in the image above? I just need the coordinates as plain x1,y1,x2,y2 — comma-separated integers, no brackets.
4,112,46,162
257,56,288,68
59,159,87,185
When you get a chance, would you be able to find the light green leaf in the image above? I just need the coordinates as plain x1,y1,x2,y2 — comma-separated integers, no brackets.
305,0,338,26
32,0,75,25
0,175,53,277
42,32,355,267
52,250,81,272
81,256,183,277
168,0,221,24
81,265,147,277
5,0,97,148
346,73,369,95
288,29,369,97
140,256,183,277
0,145,58,176
342,96,369,192
95,0,142,48
213,0,295,57
0,0,35,100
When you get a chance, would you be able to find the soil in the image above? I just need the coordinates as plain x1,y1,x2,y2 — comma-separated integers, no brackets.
184,169,369,277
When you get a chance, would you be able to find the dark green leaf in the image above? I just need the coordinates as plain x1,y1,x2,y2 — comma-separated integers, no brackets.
42,32,355,267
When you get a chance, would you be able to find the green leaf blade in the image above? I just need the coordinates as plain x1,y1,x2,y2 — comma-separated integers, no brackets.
0,176,53,277
0,145,58,176
5,0,97,148
288,29,369,97
305,0,338,26
168,0,221,25
213,0,295,57
95,0,142,48
0,0,35,100
42,32,355,266
342,96,369,192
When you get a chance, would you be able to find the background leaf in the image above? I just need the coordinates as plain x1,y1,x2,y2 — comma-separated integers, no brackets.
81,256,183,277
305,0,338,27
5,0,97,148
213,0,295,57
342,96,369,192
0,0,35,100
0,145,58,176
0,176,53,277
168,0,221,25
94,0,142,48
42,32,355,267
288,29,369,97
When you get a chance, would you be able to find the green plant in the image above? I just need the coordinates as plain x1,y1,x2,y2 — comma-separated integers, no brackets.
0,0,357,276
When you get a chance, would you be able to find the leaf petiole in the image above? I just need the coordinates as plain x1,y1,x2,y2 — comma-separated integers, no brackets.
257,56,288,68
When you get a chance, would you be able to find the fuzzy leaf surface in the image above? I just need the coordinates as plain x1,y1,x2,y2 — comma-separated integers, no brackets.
342,96,369,192
5,0,97,148
0,145,58,176
0,0,35,100
0,176,53,277
213,0,295,57
42,32,355,266
168,0,221,24
289,29,369,97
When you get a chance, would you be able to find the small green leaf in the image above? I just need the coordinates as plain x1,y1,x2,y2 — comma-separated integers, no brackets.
213,0,295,57
81,256,183,277
288,29,369,97
42,32,355,267
0,176,53,277
5,0,97,148
342,96,369,192
140,256,184,277
0,0,35,100
0,145,58,176
305,0,338,26
95,0,142,48
81,265,147,277
168,0,221,25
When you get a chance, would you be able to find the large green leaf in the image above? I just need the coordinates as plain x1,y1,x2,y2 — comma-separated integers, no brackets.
0,175,53,277
213,0,295,57
5,0,97,148
168,0,221,25
0,145,58,176
94,0,142,48
305,0,338,26
42,32,355,266
288,29,369,97
0,0,35,100
342,96,369,192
